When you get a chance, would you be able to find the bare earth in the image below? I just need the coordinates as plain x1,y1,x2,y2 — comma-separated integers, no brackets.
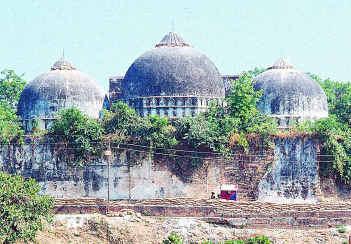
31,211,350,244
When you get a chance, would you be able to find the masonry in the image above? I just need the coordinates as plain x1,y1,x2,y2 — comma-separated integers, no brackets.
0,136,347,201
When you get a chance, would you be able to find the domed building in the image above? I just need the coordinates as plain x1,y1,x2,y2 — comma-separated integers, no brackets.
18,58,104,132
254,58,328,128
118,32,225,117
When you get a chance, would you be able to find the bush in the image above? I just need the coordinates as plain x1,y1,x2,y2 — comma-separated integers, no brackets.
49,108,103,166
163,232,183,244
103,102,178,148
296,116,351,183
174,72,277,154
336,225,347,234
0,172,54,243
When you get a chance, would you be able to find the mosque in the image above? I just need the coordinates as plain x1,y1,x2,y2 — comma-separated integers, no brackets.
17,32,328,132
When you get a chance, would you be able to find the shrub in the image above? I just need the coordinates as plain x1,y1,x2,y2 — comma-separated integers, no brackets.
336,225,347,234
103,102,178,148
174,72,277,154
163,232,183,244
0,172,54,243
49,108,103,166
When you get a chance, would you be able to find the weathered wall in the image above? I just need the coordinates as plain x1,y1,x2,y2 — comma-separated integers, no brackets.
0,136,345,202
258,137,319,203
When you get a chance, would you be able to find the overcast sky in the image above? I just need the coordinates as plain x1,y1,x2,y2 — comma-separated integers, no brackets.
1,0,350,91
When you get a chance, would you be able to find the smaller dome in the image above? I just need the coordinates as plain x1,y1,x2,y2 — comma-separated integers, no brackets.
254,58,328,127
18,58,104,131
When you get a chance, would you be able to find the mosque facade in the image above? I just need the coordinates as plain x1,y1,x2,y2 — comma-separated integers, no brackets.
17,31,328,131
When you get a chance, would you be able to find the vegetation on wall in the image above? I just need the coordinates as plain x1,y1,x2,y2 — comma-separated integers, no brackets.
0,172,54,243
102,101,178,148
174,72,277,154
296,75,351,183
48,108,103,166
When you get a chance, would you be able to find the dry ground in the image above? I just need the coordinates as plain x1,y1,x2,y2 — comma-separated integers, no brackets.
28,211,351,244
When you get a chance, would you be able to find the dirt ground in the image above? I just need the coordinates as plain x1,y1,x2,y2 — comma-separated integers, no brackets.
31,211,350,244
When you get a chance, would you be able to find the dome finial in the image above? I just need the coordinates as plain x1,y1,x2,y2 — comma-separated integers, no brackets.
268,57,294,70
171,19,175,32
155,32,191,48
51,51,76,71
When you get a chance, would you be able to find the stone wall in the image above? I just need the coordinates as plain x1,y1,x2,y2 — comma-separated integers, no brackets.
0,141,272,200
0,136,347,202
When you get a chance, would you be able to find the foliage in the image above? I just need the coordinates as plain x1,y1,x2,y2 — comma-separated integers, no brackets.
311,74,351,126
138,115,178,148
336,225,347,234
163,232,183,244
48,108,103,166
0,172,54,243
0,69,26,110
174,105,239,154
103,101,178,148
296,116,351,183
102,101,141,137
0,102,24,144
299,75,351,183
0,69,25,144
175,72,277,154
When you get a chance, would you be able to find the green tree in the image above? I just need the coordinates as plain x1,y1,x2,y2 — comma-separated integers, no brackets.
174,105,239,153
49,108,103,166
312,75,351,126
103,102,178,148
0,103,24,144
0,69,26,109
297,116,351,183
138,115,178,148
0,172,54,243
175,72,276,153
102,101,142,139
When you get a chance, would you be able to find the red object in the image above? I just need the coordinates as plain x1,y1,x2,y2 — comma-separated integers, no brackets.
220,190,237,200
219,184,238,201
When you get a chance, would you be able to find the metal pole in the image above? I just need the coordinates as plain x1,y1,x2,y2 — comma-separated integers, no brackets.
108,141,111,215
104,140,112,215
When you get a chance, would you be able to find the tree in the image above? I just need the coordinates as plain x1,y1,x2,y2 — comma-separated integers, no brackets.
49,108,103,166
311,75,351,126
0,103,24,144
102,101,142,139
102,102,178,148
0,69,26,110
0,172,54,243
304,75,351,183
137,115,178,148
175,72,276,154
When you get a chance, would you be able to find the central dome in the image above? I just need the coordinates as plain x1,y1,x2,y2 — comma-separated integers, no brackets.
121,32,225,99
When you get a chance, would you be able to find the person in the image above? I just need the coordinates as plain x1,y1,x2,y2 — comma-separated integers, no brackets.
210,192,216,199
